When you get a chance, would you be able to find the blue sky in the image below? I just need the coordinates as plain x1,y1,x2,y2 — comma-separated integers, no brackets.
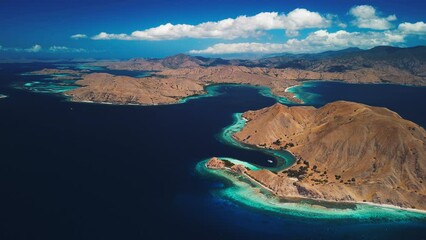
0,0,425,59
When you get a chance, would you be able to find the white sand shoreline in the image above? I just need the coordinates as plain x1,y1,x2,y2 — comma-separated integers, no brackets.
206,162,426,215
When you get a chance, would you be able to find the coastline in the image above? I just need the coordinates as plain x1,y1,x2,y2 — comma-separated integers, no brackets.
241,167,426,215
199,159,426,218
62,83,299,107
62,80,426,107
203,107,426,217
218,112,296,171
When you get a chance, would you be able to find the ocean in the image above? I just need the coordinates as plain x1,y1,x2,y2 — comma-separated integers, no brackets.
0,63,425,239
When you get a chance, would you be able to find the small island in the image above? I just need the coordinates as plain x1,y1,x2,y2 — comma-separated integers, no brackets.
206,101,426,211
29,68,84,76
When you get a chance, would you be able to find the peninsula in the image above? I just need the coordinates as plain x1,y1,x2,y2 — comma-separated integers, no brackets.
207,101,426,210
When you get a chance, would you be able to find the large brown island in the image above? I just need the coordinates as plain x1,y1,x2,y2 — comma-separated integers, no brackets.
207,101,426,211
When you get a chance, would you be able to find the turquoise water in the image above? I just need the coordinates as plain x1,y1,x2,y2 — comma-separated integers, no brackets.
196,160,426,220
218,112,295,172
179,84,293,105
18,70,81,93
17,64,153,94
75,64,105,71
258,86,295,104
19,74,79,93
286,81,323,104
178,84,224,103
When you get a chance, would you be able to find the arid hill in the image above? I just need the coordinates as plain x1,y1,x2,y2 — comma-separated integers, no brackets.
63,46,426,105
95,46,426,84
230,101,426,210
64,73,205,105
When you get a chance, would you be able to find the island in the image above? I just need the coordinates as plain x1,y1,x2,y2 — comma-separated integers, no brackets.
29,68,84,76
28,46,425,106
206,101,426,211
27,68,85,81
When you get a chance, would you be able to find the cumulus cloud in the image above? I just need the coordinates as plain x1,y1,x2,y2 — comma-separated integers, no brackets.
190,29,407,54
92,9,330,40
349,5,397,30
26,44,42,53
398,21,426,35
71,34,88,39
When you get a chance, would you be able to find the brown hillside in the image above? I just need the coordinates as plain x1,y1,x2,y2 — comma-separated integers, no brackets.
234,101,426,209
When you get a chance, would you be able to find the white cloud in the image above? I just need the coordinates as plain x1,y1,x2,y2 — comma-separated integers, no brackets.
92,9,330,40
71,34,88,39
398,21,426,35
49,46,87,52
285,29,300,37
49,46,69,51
338,22,347,28
190,43,288,54
0,44,88,53
349,5,397,30
26,44,42,53
190,29,407,54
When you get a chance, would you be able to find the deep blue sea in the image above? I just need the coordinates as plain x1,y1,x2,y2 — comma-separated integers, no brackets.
0,63,425,239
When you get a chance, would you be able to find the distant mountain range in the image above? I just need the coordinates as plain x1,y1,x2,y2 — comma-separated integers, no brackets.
100,46,426,79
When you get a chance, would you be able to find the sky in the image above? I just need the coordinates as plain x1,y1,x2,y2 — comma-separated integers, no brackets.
0,0,425,59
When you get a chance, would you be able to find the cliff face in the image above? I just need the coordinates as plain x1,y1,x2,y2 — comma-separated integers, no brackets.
233,101,426,209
